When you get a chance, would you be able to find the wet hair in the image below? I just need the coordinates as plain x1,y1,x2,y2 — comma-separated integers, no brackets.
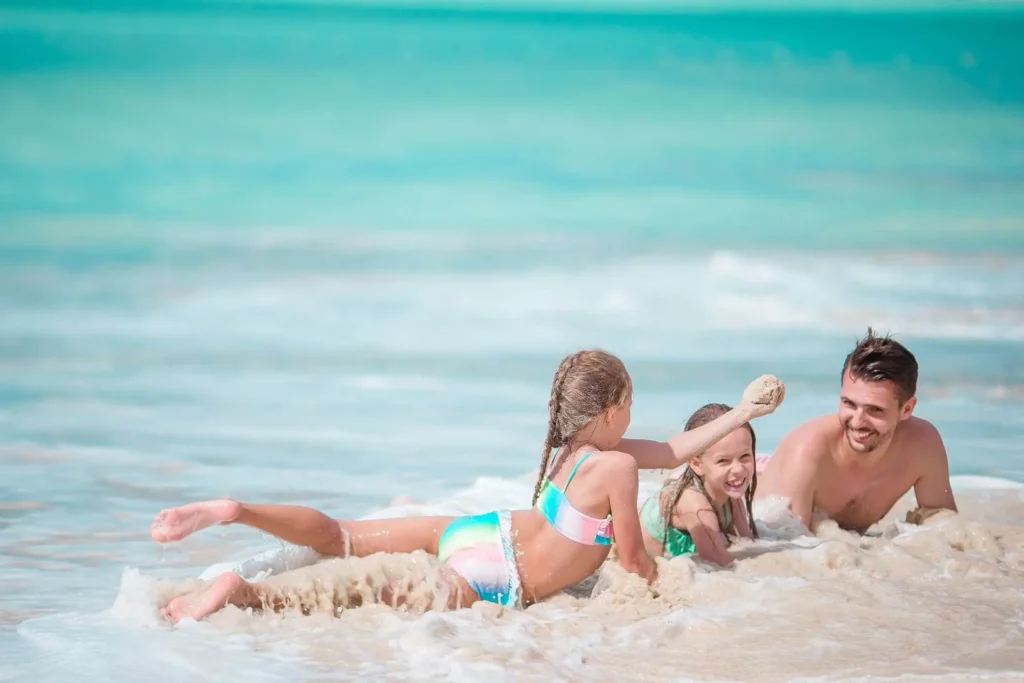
843,327,918,404
660,403,758,543
532,349,632,506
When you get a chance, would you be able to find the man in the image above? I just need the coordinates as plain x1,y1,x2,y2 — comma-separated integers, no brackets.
755,328,957,533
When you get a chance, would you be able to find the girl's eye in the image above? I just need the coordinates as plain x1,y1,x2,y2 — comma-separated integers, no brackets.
740,454,753,461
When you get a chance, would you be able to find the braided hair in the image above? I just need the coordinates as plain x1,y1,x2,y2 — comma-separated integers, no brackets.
532,349,632,505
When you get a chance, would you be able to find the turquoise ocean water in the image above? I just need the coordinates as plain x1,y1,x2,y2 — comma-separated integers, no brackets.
2,2,1024,680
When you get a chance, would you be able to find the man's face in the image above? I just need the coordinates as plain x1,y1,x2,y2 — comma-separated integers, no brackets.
838,369,916,453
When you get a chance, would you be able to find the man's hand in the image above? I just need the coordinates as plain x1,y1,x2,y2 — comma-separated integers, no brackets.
913,421,958,514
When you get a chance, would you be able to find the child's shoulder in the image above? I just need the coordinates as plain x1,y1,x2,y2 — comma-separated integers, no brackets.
666,485,718,531
673,485,714,512
594,449,640,474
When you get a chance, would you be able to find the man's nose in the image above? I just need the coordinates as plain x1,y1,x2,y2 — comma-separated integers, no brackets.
849,409,870,426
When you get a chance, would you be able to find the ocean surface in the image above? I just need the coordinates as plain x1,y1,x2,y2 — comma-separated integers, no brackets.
2,1,1023,681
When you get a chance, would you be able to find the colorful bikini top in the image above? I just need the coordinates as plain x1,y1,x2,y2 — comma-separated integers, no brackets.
535,448,615,546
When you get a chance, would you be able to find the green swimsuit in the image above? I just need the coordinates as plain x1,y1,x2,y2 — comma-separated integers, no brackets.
640,482,732,558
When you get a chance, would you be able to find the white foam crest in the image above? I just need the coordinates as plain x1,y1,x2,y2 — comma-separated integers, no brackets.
366,474,537,519
5,251,1023,351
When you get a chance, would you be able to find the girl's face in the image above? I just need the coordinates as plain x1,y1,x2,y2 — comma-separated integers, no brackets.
690,428,755,502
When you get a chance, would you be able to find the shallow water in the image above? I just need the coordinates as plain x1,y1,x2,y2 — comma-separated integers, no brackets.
2,1,1024,681
9,475,1024,683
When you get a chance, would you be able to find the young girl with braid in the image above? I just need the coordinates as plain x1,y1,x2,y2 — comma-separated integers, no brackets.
150,350,783,623
639,403,763,566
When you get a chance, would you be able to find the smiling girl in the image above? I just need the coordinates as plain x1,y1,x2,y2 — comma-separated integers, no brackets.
639,403,759,566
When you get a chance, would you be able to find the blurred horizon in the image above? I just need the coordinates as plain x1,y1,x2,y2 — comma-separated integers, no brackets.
3,0,1024,252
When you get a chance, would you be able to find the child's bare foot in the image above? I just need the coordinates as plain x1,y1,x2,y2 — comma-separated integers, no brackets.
162,572,248,624
151,500,240,543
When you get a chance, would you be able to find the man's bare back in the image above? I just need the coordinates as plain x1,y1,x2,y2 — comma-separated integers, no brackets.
755,329,958,533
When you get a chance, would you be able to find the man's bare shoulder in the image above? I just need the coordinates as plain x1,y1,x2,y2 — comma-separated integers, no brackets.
899,415,942,440
896,416,946,459
757,415,836,510
769,415,840,467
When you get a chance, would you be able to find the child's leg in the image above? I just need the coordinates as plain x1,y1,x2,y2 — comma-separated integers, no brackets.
162,572,261,623
162,565,480,624
152,499,456,558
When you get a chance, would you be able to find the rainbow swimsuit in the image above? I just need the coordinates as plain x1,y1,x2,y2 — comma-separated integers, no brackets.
534,450,614,546
437,450,615,608
437,509,521,608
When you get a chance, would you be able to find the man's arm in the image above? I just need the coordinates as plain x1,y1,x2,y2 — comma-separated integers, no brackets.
912,421,958,513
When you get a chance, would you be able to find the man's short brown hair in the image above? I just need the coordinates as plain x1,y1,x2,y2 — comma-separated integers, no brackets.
842,328,918,404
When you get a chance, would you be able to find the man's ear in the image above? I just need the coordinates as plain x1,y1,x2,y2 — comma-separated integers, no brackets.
899,396,917,421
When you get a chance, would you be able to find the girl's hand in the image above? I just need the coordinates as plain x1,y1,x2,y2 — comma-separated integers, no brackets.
740,375,786,419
